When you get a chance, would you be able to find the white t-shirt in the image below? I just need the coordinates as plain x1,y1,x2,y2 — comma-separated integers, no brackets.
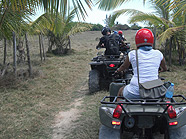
126,49,163,95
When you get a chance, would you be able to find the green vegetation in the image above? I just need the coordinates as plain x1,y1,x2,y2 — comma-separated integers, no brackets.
30,10,91,55
90,24,104,31
107,0,186,66
130,23,142,30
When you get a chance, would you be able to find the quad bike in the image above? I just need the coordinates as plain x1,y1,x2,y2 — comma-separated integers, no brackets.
99,78,186,139
88,42,131,94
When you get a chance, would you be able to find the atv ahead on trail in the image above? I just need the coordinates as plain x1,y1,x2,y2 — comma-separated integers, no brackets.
88,47,132,93
99,80,186,139
88,41,131,94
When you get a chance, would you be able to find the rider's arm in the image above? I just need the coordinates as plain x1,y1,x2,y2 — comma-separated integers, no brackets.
96,37,106,49
116,56,130,72
160,57,167,72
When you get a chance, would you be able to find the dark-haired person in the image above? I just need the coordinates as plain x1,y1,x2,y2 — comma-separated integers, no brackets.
96,27,122,55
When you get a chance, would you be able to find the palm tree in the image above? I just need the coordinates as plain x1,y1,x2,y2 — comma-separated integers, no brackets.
107,0,186,66
30,8,91,55
0,0,94,40
1,0,185,42
0,3,31,39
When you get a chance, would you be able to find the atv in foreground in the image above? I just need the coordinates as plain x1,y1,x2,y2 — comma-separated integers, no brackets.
88,51,132,93
99,81,186,139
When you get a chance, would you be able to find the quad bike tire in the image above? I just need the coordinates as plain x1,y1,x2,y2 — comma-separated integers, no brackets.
89,69,100,93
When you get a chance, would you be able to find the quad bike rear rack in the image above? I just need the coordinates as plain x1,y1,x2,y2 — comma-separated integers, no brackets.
92,54,125,62
101,95,186,117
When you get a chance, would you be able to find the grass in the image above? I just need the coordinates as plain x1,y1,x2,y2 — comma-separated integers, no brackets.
0,33,98,138
65,91,108,139
0,31,185,139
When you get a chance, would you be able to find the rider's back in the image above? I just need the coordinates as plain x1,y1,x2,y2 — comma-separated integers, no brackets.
127,49,163,95
104,34,120,55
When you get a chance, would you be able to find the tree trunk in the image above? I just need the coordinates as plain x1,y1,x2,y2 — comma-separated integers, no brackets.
13,32,17,77
25,33,32,76
39,33,43,61
41,33,46,61
180,42,185,65
176,38,182,66
3,38,7,65
168,37,173,66
68,36,71,50
47,36,53,52
1,63,9,77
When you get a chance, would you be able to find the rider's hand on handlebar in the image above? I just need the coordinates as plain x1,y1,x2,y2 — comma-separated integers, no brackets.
112,70,121,77
115,68,120,74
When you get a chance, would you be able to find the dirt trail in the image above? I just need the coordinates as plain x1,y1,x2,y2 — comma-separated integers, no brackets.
52,81,89,139
52,98,83,139
51,30,137,139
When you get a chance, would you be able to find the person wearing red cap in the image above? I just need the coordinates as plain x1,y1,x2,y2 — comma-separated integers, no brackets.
118,30,126,41
115,28,167,99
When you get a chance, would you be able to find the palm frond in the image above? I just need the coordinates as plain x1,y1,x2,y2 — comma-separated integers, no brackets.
129,13,170,28
157,25,185,44
169,0,186,17
67,23,91,36
2,0,39,13
97,0,127,11
29,13,53,34
0,8,31,39
109,9,144,26
97,0,148,11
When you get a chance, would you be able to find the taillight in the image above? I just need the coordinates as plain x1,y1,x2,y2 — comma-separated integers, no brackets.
167,105,177,118
112,121,121,125
113,105,122,118
109,64,115,67
169,121,178,126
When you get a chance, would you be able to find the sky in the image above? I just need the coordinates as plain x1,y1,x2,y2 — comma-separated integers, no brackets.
81,0,155,27
31,0,155,27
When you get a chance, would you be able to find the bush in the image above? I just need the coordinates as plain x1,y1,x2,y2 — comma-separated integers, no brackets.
130,24,142,30
91,24,103,31
112,24,130,30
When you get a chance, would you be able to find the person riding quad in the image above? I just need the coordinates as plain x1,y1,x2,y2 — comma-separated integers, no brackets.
118,30,126,41
96,27,123,55
118,30,130,54
115,28,167,99
113,30,118,34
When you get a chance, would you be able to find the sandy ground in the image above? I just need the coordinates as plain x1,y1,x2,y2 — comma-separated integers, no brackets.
52,98,83,139
52,78,89,139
